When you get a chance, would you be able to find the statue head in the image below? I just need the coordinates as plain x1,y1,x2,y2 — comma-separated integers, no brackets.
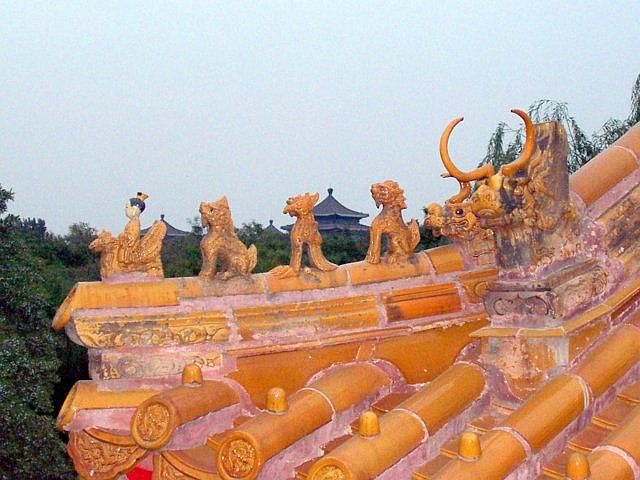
125,192,148,219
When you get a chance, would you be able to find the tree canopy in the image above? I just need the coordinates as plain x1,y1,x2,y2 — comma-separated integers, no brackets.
479,74,640,173
0,185,74,479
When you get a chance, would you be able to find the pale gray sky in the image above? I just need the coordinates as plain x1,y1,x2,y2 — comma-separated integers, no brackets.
1,2,639,234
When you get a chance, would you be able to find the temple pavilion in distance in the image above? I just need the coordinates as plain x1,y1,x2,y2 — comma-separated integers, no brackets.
141,214,191,239
282,187,369,236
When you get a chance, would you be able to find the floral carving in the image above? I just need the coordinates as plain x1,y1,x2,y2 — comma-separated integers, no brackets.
93,350,221,380
68,429,147,480
552,267,608,315
219,438,257,479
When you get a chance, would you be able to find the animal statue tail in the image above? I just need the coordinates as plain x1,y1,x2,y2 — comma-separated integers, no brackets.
140,220,168,259
247,244,258,273
308,245,338,272
409,219,420,251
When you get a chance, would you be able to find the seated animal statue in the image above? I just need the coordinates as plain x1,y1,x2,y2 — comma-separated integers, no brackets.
366,180,420,264
270,192,337,279
199,197,257,279
90,192,166,279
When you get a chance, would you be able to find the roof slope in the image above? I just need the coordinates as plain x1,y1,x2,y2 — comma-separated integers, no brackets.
313,188,369,218
141,214,190,237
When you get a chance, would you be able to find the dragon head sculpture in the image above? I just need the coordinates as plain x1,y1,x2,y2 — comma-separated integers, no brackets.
371,180,407,210
429,108,581,271
438,108,536,218
283,192,319,217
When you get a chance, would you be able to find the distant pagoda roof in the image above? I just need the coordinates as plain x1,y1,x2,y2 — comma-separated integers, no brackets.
313,188,369,219
263,219,285,236
142,214,190,238
281,188,369,233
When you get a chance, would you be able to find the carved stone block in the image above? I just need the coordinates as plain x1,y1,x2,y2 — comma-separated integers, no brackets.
484,260,607,325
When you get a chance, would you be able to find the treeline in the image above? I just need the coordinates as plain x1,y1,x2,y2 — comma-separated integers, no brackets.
0,186,81,479
162,220,445,278
479,74,640,172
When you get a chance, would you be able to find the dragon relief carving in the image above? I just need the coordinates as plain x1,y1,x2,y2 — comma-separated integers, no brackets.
199,197,258,279
270,192,338,278
366,180,420,264
68,428,147,480
217,438,258,479
131,401,172,449
90,192,166,279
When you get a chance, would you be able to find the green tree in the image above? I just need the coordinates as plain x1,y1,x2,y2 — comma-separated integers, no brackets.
480,74,640,173
161,234,202,277
238,221,289,272
0,184,73,479
322,231,369,265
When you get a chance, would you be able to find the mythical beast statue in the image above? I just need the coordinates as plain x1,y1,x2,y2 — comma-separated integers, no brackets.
423,114,501,266
271,192,338,279
366,180,420,264
90,192,166,279
199,197,258,279
427,109,583,272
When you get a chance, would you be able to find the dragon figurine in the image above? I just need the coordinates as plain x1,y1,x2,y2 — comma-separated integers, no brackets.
270,192,338,279
199,196,258,279
90,192,166,279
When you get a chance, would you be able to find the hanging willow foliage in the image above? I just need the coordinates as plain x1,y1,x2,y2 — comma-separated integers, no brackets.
479,74,640,174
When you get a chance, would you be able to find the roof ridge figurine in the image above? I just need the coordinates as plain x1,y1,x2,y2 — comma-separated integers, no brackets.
270,192,338,279
198,196,258,279
365,180,420,264
89,192,166,280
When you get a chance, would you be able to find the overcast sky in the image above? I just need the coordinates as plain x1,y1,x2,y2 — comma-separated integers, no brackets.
1,2,639,234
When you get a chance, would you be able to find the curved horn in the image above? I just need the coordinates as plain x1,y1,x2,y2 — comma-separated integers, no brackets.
439,117,495,182
447,182,472,204
500,108,536,176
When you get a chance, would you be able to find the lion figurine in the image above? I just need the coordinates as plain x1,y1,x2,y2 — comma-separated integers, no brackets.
199,197,258,279
366,180,420,264
270,192,338,279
